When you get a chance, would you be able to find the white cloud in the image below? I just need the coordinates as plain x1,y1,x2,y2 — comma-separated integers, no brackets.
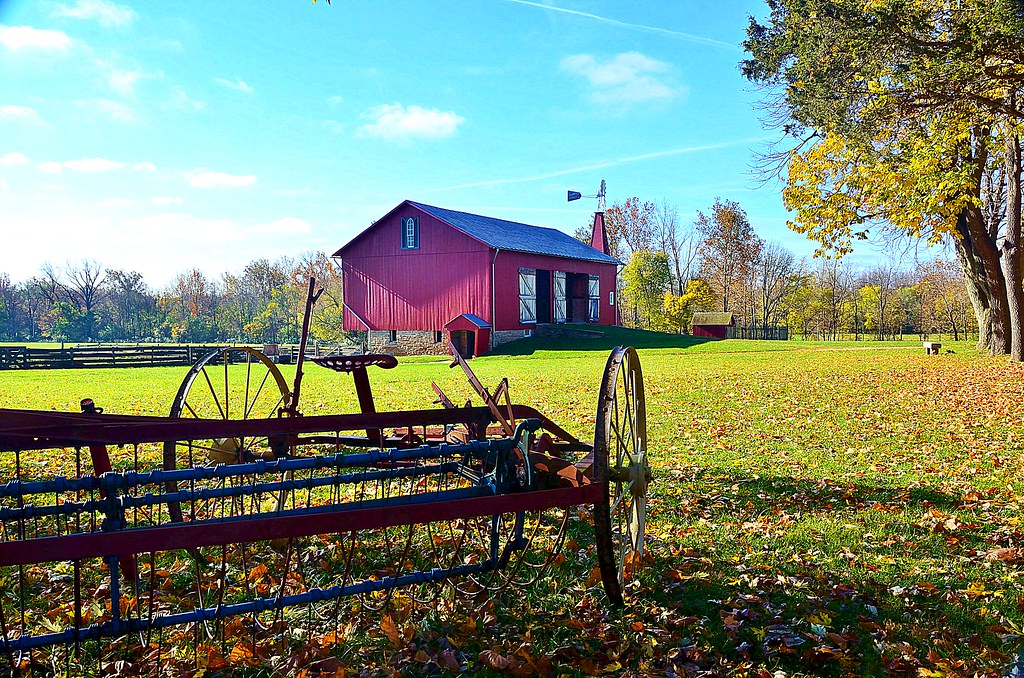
185,170,259,189
322,119,345,134
65,157,125,172
53,0,136,27
327,95,343,107
560,52,682,108
98,197,136,207
0,105,45,125
74,98,137,122
276,188,316,197
124,213,307,244
151,196,183,205
358,104,464,141
166,86,204,111
251,217,312,235
108,68,146,96
125,213,241,243
0,25,71,51
37,157,154,173
0,152,29,166
215,77,254,94
2,208,320,287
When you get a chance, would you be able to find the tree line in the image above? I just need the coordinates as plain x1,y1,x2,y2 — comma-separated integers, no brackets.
1,202,975,346
586,196,975,341
0,253,346,345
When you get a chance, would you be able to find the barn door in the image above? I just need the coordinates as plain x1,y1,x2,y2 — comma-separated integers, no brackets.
519,269,537,324
553,271,566,323
588,275,600,322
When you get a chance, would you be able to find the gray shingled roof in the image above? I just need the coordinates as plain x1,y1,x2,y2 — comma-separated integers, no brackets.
692,312,734,326
447,313,491,328
410,201,621,265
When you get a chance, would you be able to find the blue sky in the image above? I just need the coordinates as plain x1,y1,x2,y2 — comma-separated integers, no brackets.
1,0,872,288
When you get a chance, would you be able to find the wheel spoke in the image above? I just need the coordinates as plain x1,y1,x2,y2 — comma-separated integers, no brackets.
634,493,646,551
222,355,230,419
245,368,275,419
200,366,228,420
182,400,201,420
610,479,634,514
244,353,254,419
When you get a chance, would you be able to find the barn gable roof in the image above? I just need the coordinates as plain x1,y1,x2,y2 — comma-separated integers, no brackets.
410,202,621,265
692,312,734,326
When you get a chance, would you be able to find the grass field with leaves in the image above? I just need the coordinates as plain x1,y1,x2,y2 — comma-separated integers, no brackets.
0,329,1022,677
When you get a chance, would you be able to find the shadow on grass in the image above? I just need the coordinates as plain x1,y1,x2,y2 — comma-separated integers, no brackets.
488,325,717,356
675,468,978,522
631,469,1017,675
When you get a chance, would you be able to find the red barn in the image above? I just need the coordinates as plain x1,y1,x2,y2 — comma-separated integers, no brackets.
333,200,621,356
690,312,735,339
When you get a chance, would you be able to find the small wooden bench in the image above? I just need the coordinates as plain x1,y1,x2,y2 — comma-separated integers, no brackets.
923,341,942,355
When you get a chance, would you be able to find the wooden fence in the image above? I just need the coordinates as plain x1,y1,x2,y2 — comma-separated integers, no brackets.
0,345,222,370
727,325,790,341
0,343,355,370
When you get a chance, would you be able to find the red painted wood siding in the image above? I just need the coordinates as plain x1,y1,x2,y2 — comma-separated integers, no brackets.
691,325,728,339
341,208,493,331
493,251,617,331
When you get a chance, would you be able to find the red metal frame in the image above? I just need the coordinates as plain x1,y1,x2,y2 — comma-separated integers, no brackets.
0,484,602,567
0,404,581,452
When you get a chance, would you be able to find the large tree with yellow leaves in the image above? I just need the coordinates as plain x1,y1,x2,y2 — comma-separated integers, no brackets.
743,0,1024,358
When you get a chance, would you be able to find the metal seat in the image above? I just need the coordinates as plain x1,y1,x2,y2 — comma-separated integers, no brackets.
312,354,398,373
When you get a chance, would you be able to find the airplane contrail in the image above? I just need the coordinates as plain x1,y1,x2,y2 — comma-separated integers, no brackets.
437,138,769,192
504,0,739,51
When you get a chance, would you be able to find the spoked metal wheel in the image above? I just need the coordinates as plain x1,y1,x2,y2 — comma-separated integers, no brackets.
163,347,291,523
593,345,649,606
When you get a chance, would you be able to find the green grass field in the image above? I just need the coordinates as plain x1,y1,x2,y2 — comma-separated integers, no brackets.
0,330,1021,676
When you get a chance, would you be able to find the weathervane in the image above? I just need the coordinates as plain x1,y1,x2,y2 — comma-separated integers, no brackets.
567,179,607,212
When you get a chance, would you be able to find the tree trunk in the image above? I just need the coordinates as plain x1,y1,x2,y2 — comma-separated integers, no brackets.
946,130,1010,355
953,207,1009,355
970,206,1012,356
1002,129,1023,362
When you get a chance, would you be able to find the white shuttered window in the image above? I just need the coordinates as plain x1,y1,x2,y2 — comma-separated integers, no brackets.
588,275,600,322
519,269,537,324
553,271,566,323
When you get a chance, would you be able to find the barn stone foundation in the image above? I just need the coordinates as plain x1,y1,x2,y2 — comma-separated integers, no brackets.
490,330,530,349
368,330,448,356
366,326,602,356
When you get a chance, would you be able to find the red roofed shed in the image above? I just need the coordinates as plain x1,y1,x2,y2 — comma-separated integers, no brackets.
691,312,735,339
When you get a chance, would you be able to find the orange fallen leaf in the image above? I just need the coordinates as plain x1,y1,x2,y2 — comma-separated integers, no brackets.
381,615,401,645
479,649,510,669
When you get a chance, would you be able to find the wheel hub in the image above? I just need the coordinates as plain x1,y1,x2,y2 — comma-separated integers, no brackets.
610,449,650,495
628,449,650,497
207,437,241,465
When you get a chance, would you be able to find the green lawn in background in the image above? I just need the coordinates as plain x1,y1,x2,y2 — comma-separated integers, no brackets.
0,331,1020,676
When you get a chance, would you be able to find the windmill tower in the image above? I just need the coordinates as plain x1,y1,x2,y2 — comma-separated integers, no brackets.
568,180,610,256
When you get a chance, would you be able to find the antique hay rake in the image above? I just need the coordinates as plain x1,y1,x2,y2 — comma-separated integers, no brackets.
0,283,650,673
